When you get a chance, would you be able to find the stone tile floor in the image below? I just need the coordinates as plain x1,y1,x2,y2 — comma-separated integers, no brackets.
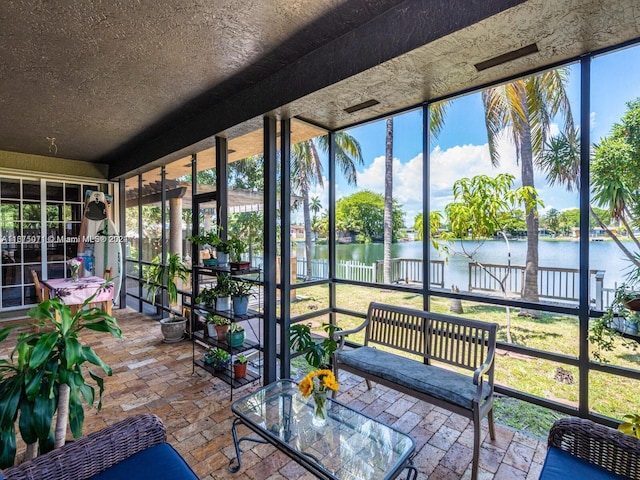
0,308,547,480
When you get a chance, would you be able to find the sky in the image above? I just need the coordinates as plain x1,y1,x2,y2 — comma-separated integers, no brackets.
302,43,640,228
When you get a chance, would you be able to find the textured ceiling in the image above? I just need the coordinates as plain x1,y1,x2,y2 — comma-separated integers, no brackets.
1,0,639,179
0,0,403,162
285,0,640,127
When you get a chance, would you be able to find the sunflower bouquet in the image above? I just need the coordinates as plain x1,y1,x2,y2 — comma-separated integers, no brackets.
298,369,339,424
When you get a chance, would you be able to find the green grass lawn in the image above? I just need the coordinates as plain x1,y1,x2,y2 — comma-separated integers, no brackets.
288,283,640,431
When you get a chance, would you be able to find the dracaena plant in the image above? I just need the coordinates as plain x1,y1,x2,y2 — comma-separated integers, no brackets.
0,288,121,468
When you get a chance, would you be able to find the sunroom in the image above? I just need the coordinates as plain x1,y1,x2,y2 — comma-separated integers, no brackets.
1,1,640,479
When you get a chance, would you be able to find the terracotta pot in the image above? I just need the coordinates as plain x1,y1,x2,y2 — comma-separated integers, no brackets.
214,324,229,339
233,362,247,378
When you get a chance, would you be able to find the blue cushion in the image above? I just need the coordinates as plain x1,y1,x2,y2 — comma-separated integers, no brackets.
539,446,627,480
337,346,491,409
89,443,198,480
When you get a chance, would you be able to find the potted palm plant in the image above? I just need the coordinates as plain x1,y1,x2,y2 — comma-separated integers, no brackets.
231,278,254,316
144,253,190,343
0,291,121,468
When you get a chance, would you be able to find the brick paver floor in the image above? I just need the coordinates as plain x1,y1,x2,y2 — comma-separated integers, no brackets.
0,308,547,480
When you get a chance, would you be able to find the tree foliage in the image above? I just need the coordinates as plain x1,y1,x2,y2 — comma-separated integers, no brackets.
336,190,404,243
442,174,540,240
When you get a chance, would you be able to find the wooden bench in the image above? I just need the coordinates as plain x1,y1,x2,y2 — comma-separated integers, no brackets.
333,302,498,480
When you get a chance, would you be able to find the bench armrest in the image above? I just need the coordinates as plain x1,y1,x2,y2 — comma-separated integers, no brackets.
472,355,495,400
548,417,640,478
2,414,167,480
333,317,370,352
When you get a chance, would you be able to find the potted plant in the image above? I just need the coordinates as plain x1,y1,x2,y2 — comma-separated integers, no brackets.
188,230,221,266
207,347,231,372
228,237,250,271
226,322,246,347
208,313,230,339
290,322,342,370
0,292,121,467
214,239,232,267
196,286,216,307
591,282,640,361
203,346,217,364
233,353,248,379
231,278,254,316
143,253,190,343
213,273,233,311
203,313,218,337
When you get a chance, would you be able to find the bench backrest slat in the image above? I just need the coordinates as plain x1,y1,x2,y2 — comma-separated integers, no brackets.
366,303,497,371
367,304,426,356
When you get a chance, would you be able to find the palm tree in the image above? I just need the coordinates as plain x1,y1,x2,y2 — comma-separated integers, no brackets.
291,134,363,280
383,119,393,284
309,196,322,242
482,69,574,314
382,102,449,284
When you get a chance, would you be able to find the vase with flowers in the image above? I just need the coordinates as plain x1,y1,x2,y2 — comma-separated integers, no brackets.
68,257,83,281
298,369,339,427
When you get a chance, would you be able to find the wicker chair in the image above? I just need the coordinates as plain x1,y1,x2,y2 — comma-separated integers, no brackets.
541,417,640,479
1,414,199,480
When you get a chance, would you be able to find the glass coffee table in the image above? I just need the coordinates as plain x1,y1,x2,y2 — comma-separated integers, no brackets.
229,379,416,480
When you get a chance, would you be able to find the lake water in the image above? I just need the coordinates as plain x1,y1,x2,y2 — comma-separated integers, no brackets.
300,239,636,290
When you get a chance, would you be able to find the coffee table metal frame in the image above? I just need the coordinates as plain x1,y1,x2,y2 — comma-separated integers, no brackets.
229,379,417,480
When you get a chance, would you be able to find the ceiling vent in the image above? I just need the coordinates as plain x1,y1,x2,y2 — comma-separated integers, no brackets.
344,99,380,114
474,43,539,72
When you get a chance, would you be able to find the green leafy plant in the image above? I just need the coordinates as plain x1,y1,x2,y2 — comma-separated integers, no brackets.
205,347,230,362
213,273,233,298
290,322,341,369
228,322,244,333
0,291,121,468
235,353,247,365
227,237,247,263
206,313,230,326
188,230,221,249
618,413,640,439
196,287,217,306
144,253,189,308
230,279,254,298
590,283,639,362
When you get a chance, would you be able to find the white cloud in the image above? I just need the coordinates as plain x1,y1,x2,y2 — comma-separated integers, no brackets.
291,124,578,225
354,154,424,224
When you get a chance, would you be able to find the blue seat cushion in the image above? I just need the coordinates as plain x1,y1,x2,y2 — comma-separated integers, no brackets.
89,443,198,480
539,446,627,480
336,346,491,409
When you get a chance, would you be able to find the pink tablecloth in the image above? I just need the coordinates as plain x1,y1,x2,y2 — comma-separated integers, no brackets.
43,276,114,305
